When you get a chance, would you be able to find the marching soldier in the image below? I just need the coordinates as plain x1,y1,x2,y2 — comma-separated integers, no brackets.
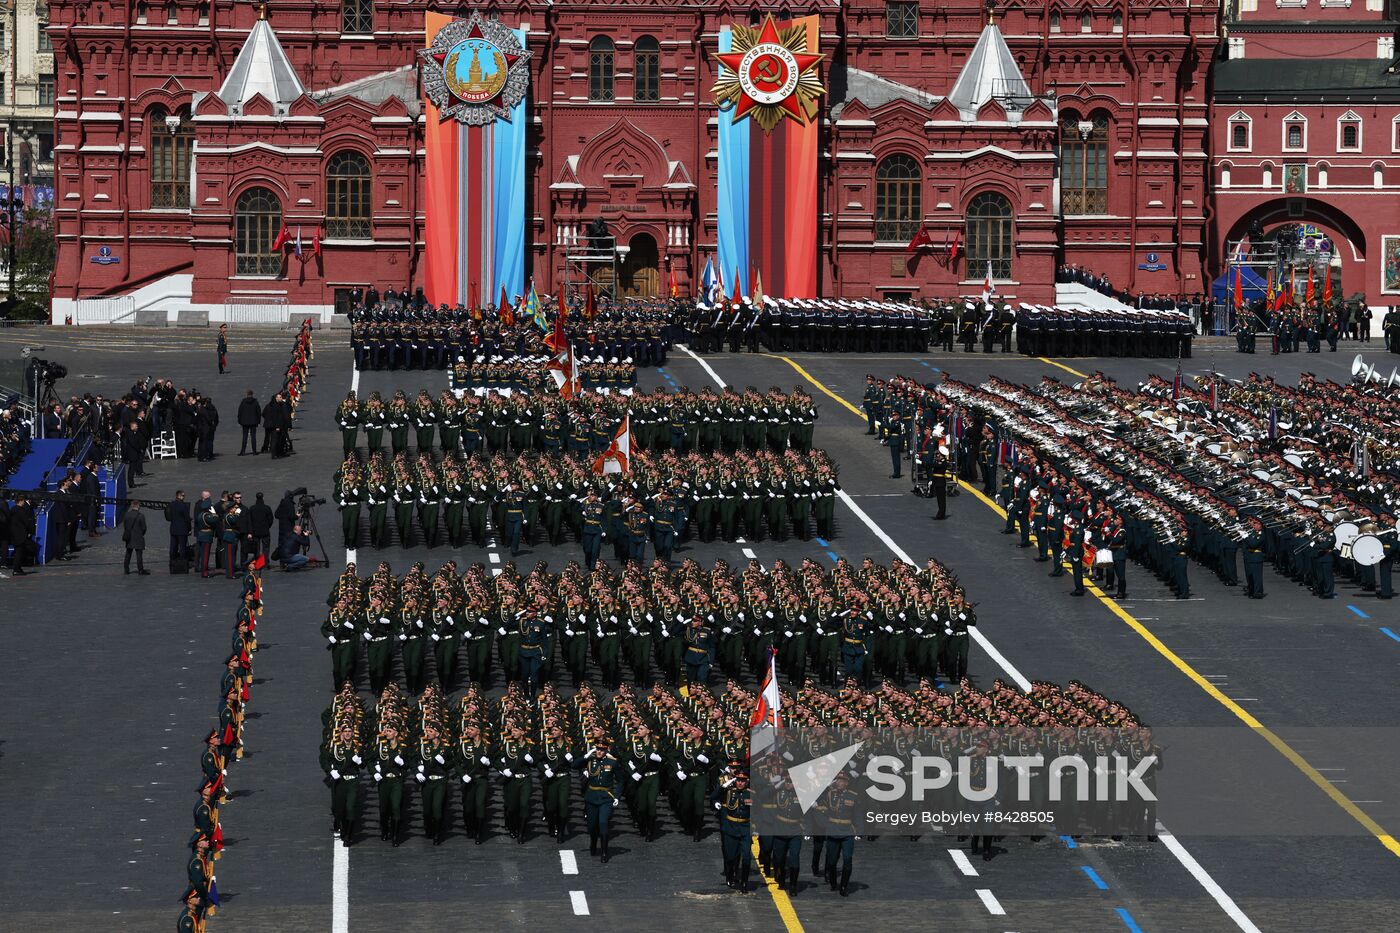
584,739,623,862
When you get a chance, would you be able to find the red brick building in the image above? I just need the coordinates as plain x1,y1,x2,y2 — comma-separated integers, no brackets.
1210,1,1400,305
47,0,1220,321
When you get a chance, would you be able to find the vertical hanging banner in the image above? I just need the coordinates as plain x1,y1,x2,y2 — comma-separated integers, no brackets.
420,11,530,307
714,14,823,298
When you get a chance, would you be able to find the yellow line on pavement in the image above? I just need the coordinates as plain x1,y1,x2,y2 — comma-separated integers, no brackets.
751,838,804,932
768,352,1400,860
1037,357,1089,378
761,354,864,418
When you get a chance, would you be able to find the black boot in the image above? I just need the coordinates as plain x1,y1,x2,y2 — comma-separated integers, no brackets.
827,865,838,890
601,837,611,864
725,858,736,888
391,819,402,847
590,832,599,856
839,865,852,897
739,860,751,893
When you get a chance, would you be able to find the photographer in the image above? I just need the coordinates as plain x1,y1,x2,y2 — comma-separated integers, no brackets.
239,491,274,562
275,488,302,556
280,522,312,572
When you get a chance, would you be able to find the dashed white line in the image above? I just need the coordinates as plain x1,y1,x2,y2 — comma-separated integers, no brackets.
677,343,729,389
949,848,979,877
560,850,578,875
346,547,357,566
742,547,757,559
569,890,590,916
976,889,1005,916
1157,825,1262,933
488,552,501,564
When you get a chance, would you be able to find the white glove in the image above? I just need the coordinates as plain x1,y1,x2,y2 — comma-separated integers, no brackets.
631,772,642,782
649,752,662,763
544,767,554,778
361,631,372,641
373,773,382,782
524,754,535,764
398,634,407,642
697,754,710,765
415,773,426,783
502,768,514,778
462,774,472,784
480,756,490,766
394,755,404,766
351,755,363,765
327,636,337,644
435,754,446,765
330,769,341,780
431,634,440,642
564,753,574,762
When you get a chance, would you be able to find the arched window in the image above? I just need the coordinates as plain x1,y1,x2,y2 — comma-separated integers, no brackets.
197,2,208,25
149,107,194,209
589,37,615,102
634,36,660,103
165,1,177,24
965,191,1013,280
874,154,921,243
341,0,373,36
1049,10,1061,32
325,150,372,239
235,187,283,276
1232,123,1248,149
1111,10,1123,32
1060,113,1108,215
136,1,148,24
1080,9,1092,32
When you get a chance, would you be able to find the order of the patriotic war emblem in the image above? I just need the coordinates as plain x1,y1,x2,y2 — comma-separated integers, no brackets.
713,14,824,133
420,12,530,126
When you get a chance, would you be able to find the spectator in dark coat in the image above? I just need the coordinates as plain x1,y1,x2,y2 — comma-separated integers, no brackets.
174,393,197,459
273,489,298,557
121,421,146,486
165,490,192,563
237,390,262,456
260,395,280,454
239,491,275,560
264,392,292,458
196,397,219,462
80,459,103,536
8,496,37,575
122,500,150,575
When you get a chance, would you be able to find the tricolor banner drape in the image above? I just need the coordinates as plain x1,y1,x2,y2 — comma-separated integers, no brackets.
423,13,527,307
716,16,820,299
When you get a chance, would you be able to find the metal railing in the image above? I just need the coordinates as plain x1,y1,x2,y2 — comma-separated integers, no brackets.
221,297,290,324
73,297,137,324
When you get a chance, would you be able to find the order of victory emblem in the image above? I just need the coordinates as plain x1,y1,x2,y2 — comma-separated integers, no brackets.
419,12,531,126
713,15,824,133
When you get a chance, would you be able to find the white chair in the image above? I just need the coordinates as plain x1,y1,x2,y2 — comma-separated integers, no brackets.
150,430,176,460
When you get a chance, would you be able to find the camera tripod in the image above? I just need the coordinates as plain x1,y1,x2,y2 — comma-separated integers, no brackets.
298,501,333,568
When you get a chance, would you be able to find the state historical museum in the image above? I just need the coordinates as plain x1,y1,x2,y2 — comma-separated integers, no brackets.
47,0,1219,317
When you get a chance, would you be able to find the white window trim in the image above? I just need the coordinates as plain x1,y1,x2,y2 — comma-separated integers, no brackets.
1337,111,1362,152
1283,112,1308,152
1393,115,1400,153
1228,111,1252,152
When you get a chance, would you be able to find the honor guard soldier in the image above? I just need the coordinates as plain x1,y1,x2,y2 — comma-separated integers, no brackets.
584,740,623,862
712,763,753,891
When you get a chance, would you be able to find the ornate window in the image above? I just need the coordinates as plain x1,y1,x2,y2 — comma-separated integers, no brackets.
165,2,177,24
1060,113,1108,215
1112,10,1123,31
136,1,148,24
235,187,283,276
634,35,659,103
150,107,194,209
341,0,373,36
1080,9,1092,32
589,37,615,102
1049,10,1061,32
885,1,919,38
965,191,1013,280
874,154,921,243
325,150,372,239
1338,111,1361,151
1284,112,1307,151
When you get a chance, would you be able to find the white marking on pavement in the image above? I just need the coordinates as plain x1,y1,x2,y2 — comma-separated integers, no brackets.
350,366,361,394
1157,825,1262,933
976,889,1005,915
699,353,1262,933
332,839,349,933
489,552,501,564
570,890,590,915
560,850,579,875
742,548,757,559
677,343,729,388
346,548,357,566
949,849,979,877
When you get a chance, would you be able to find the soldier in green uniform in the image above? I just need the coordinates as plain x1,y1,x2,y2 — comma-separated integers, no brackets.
939,593,976,681
364,592,397,695
398,592,429,695
337,392,361,457
321,723,365,845
388,391,411,455
415,723,453,845
540,718,576,842
363,392,387,455
456,720,492,844
626,726,665,841
336,458,365,548
413,390,438,452
519,609,550,695
371,721,408,845
499,720,536,842
820,769,858,896
323,596,361,690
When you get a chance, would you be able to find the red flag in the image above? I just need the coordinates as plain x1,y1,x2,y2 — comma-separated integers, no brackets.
1234,267,1243,311
593,414,631,475
1305,265,1315,304
312,229,321,258
468,281,478,311
732,267,743,302
271,224,289,251
584,280,597,320
545,293,568,353
250,554,267,571
947,230,961,264
905,226,932,255
751,647,781,730
668,268,679,299
1323,269,1333,303
499,285,513,326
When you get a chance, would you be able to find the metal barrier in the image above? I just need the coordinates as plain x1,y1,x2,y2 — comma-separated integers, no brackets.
73,297,137,324
222,298,290,324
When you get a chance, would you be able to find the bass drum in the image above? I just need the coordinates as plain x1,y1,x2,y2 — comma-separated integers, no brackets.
1332,521,1361,550
1094,548,1115,566
1351,534,1386,567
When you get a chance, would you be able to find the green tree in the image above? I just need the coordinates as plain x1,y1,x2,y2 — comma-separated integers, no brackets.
4,208,55,321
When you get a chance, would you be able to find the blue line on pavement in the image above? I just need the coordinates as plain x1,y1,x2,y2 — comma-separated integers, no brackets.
1081,866,1109,890
1348,604,1370,619
815,537,829,547
1381,628,1400,644
824,551,839,563
1115,908,1144,933
1061,835,1078,849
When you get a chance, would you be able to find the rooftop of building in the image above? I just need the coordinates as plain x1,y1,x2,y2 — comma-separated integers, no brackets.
1214,57,1400,102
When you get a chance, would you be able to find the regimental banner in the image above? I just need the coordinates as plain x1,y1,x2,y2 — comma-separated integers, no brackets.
716,15,821,300
420,12,529,308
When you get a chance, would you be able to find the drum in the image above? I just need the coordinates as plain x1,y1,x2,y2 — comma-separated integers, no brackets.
1250,469,1272,482
1284,453,1305,469
1332,521,1361,550
1351,534,1385,567
1206,443,1223,455
1300,498,1319,509
1095,549,1115,566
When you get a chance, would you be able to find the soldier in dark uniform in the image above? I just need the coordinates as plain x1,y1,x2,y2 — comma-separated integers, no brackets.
584,740,623,862
712,764,752,891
